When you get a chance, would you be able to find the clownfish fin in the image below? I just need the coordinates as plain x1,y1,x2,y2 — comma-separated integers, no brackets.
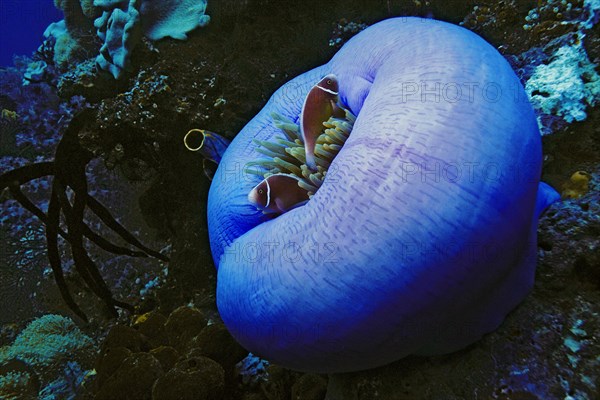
330,100,345,118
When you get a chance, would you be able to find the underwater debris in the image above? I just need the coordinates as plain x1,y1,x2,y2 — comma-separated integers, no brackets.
247,105,355,202
0,109,168,321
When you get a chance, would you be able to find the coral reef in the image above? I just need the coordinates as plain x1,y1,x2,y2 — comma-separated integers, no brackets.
0,109,169,321
236,353,270,385
96,352,164,400
91,306,243,398
42,20,93,70
0,315,95,399
139,0,211,41
526,42,600,132
42,0,210,78
0,315,94,370
463,0,600,134
22,61,48,86
56,58,121,101
38,361,91,400
87,305,330,399
163,306,205,351
94,0,143,79
1,49,169,325
0,110,20,155
93,0,210,78
1,0,599,399
291,374,328,400
185,322,247,373
151,356,224,400
0,59,87,155
149,346,179,372
0,370,38,400
53,0,97,31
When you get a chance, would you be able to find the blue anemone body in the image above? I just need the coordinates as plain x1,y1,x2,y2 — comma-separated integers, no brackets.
207,17,559,373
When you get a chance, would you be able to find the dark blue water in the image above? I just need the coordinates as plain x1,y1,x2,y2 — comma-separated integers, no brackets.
0,0,63,66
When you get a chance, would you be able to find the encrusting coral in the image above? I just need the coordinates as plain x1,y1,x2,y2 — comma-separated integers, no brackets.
0,315,96,399
0,315,94,369
526,42,600,130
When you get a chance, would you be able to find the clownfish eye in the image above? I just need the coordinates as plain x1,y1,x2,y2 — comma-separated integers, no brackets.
327,79,332,85
258,189,264,194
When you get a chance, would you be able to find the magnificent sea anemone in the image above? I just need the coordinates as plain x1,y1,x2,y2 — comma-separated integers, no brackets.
207,17,560,373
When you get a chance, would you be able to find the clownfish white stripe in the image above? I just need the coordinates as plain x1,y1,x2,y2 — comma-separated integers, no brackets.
265,177,272,208
316,85,338,96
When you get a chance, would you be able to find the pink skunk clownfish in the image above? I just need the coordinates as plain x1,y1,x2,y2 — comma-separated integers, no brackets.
248,174,310,214
300,74,345,171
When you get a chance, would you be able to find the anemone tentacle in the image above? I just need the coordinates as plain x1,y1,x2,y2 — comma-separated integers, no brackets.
250,107,355,198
